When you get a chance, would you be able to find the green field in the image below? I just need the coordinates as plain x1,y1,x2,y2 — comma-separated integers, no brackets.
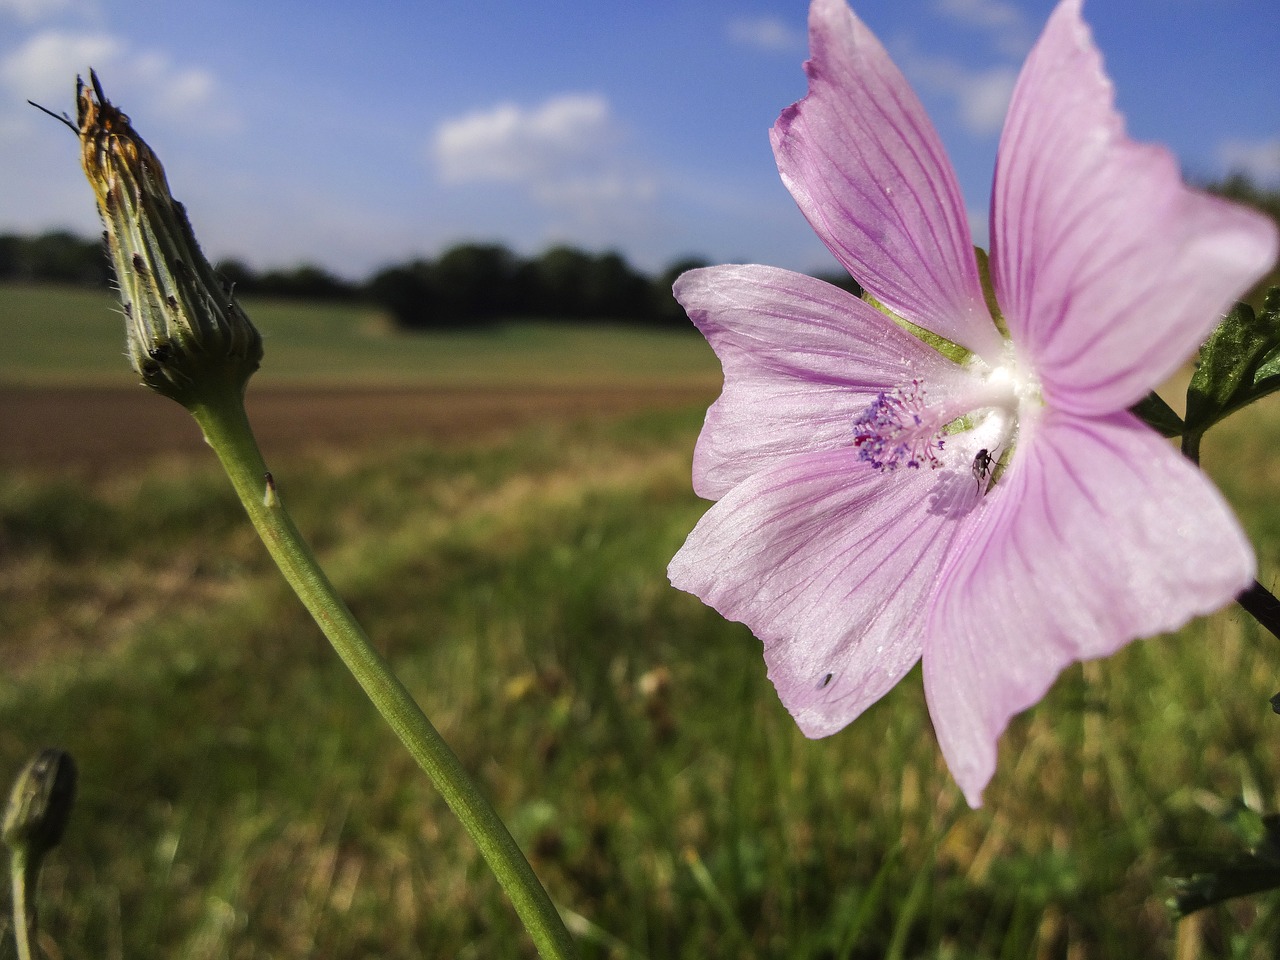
3,285,1280,957
0,284,720,387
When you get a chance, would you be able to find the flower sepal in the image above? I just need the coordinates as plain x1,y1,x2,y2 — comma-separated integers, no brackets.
860,289,972,365
858,247,1006,368
973,247,1008,339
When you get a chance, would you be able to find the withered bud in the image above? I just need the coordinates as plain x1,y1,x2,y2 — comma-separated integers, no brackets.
2,749,77,862
76,71,262,405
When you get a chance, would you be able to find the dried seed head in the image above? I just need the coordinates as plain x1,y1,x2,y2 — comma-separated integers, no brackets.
75,71,262,405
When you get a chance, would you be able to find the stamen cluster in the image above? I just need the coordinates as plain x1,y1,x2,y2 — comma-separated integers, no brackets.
851,378,944,470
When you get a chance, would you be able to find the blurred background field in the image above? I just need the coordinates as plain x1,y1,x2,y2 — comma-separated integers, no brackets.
0,283,723,388
3,282,1280,959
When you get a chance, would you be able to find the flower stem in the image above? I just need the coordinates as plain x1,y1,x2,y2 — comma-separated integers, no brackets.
1238,581,1280,644
186,384,576,960
1180,428,1203,465
1180,428,1280,644
9,849,33,960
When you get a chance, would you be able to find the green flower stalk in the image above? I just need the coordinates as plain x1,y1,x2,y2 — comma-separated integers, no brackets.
68,72,576,959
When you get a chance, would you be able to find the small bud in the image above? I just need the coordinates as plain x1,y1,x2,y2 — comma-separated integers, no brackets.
2,749,77,862
75,71,262,405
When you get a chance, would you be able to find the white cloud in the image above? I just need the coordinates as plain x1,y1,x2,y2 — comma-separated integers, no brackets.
0,0,79,23
952,66,1017,135
0,30,118,104
932,0,1032,56
430,92,665,258
1217,136,1280,184
434,93,617,185
1,30,235,131
934,0,1022,31
432,92,658,212
0,28,240,250
131,51,219,120
727,16,805,54
905,52,1017,136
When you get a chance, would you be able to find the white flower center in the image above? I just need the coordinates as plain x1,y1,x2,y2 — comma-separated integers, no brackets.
851,345,1041,492
964,348,1042,462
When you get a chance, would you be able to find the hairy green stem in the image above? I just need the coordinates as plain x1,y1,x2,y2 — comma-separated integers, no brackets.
9,849,32,960
187,385,576,960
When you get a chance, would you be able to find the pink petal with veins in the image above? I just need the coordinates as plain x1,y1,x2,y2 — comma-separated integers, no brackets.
676,264,968,500
771,0,1002,359
923,409,1255,805
671,447,985,737
669,0,1271,808
991,0,1278,415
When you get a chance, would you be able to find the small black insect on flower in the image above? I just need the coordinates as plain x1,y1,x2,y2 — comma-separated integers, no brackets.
972,447,996,494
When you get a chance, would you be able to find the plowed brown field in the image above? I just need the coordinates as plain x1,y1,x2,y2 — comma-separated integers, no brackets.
1,384,717,474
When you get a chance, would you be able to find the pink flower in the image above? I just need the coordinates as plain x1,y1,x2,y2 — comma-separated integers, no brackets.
668,0,1278,806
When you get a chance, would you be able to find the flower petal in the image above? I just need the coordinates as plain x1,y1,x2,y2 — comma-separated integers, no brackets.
991,0,1279,415
771,0,1002,360
670,446,984,737
923,409,1255,806
677,264,969,500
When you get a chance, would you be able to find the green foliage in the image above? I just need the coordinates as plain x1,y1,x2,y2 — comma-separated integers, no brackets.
1186,289,1280,437
0,229,702,327
1169,806,1280,918
0,232,109,287
2,400,1280,958
366,244,698,330
1128,289,1280,460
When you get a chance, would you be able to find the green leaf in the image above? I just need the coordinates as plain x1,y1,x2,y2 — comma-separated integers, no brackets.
1129,390,1184,438
1184,287,1280,434
1168,808,1280,917
1169,861,1280,917
1247,288,1280,383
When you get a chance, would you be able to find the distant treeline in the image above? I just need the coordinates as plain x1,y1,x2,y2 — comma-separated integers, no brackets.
1211,173,1280,226
0,231,113,287
357,245,716,329
3,174,1273,328
0,231,733,329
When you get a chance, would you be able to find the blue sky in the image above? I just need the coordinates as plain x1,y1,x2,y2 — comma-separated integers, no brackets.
2,0,1277,280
